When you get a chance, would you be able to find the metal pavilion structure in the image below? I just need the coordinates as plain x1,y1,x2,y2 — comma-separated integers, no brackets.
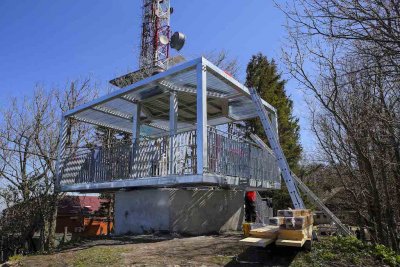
56,57,281,192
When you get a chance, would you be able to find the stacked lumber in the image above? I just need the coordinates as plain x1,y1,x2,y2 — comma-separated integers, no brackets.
276,225,313,247
274,209,313,230
240,209,314,248
274,209,314,247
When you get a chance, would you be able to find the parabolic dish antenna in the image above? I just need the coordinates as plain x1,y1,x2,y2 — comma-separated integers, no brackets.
170,32,185,51
159,35,170,45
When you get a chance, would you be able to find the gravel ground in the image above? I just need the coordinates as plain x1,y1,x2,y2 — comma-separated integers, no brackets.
5,233,301,267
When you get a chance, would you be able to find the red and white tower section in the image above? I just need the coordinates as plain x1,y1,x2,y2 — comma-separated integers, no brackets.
140,0,171,71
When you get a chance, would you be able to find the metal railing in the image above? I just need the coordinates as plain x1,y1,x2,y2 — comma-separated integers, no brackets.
207,128,279,187
60,127,279,187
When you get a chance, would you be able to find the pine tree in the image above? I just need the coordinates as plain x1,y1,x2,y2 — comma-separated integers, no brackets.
245,53,302,171
245,53,302,209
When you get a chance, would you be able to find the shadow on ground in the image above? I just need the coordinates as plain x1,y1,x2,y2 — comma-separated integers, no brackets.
226,245,300,267
56,234,174,253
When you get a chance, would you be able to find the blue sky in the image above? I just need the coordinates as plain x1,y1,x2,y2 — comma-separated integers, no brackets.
0,0,314,152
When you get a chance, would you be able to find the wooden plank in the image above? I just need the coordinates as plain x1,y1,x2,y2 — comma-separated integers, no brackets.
239,237,275,247
276,238,306,247
278,230,305,241
278,225,313,241
250,225,279,232
249,225,279,239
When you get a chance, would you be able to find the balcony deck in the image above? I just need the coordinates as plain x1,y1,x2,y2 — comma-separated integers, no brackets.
59,127,280,192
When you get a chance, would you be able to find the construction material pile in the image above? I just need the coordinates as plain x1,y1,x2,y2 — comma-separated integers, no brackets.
270,209,313,230
271,209,313,247
240,209,315,248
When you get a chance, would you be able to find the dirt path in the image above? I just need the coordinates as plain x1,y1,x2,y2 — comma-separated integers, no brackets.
9,234,300,267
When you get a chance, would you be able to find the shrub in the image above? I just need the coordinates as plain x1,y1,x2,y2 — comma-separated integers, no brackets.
9,254,24,262
373,244,400,267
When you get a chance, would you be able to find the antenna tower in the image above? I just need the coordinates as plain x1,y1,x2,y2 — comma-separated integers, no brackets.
140,0,171,72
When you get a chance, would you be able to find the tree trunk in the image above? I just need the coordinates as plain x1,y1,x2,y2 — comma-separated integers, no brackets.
46,195,59,250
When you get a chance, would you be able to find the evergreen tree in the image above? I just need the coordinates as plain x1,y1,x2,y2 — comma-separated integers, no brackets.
245,53,302,209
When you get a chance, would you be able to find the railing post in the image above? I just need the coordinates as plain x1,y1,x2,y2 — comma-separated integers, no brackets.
131,102,141,177
90,150,95,182
169,92,178,174
196,60,207,175
56,115,69,191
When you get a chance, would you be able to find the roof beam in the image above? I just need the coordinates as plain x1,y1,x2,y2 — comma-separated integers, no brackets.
120,95,137,103
158,80,227,98
92,106,133,121
122,97,156,120
109,96,156,122
71,116,132,133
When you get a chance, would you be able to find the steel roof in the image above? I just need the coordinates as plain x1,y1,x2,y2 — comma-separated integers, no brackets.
64,57,276,136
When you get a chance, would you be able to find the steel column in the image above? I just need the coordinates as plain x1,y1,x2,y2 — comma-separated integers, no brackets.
169,92,178,174
55,115,69,191
131,102,141,176
196,62,207,174
132,102,141,143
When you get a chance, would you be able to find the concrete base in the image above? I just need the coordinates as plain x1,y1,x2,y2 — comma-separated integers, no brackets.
114,188,244,235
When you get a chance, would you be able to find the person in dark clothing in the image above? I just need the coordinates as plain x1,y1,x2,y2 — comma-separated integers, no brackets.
245,191,257,222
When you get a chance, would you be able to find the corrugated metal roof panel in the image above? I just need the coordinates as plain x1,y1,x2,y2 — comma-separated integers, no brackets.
65,57,275,136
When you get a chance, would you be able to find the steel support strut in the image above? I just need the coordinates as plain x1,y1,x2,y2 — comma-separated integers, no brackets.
131,102,141,175
169,91,178,174
196,62,207,174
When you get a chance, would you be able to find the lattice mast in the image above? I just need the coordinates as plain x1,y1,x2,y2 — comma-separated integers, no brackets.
140,0,171,72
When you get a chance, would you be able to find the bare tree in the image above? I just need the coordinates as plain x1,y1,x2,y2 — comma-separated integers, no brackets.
0,78,98,252
279,0,400,71
204,50,240,78
280,0,400,251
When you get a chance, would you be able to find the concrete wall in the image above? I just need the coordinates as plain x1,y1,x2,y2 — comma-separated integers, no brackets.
114,188,244,235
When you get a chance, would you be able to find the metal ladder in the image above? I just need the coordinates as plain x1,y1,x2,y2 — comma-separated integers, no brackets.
249,88,352,236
